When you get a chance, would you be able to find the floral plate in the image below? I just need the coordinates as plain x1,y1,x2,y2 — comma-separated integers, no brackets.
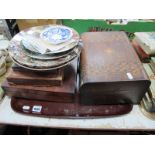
11,57,76,71
20,25,80,55
40,25,73,44
8,41,81,70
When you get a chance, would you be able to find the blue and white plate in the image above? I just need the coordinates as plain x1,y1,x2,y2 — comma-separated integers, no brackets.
40,26,73,44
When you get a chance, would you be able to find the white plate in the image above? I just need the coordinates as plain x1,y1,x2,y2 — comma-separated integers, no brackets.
0,40,10,50
21,41,76,60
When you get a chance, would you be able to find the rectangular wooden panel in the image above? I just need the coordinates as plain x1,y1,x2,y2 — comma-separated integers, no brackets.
7,68,64,86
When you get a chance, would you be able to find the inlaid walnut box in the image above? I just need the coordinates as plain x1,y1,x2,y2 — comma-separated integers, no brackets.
79,32,150,105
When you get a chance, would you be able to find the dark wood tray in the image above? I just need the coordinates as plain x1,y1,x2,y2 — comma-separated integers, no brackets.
11,97,133,117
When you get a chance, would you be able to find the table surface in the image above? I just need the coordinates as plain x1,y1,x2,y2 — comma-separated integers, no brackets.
0,96,155,130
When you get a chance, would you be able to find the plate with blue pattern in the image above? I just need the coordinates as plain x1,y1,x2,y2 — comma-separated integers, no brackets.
40,25,73,44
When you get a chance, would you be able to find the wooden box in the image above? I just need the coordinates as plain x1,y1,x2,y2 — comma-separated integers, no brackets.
7,68,64,86
2,59,78,103
79,32,150,105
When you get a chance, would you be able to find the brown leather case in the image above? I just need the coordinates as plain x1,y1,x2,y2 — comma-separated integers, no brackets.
11,97,133,117
132,40,150,63
2,59,78,103
80,32,150,105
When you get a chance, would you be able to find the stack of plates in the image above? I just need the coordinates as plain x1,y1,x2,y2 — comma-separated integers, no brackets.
8,25,81,71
